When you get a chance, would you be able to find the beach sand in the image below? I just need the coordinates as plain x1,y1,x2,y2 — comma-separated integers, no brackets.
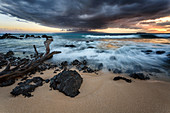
0,69,170,113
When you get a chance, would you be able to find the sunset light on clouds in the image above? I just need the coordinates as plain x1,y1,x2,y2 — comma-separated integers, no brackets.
1,1,170,113
0,0,170,33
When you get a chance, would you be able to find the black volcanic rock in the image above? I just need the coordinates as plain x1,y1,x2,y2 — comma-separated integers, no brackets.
61,61,68,67
156,51,165,54
45,79,50,83
82,60,87,65
11,77,45,97
64,45,76,48
0,34,21,39
113,76,132,83
77,65,88,71
30,35,35,37
42,35,53,38
25,34,30,38
11,84,36,97
0,79,15,87
72,59,81,65
139,34,159,38
1,33,11,39
96,63,103,71
86,67,95,73
20,35,24,37
42,35,47,38
110,56,117,60
167,53,170,58
35,36,41,38
50,70,83,97
141,50,153,54
129,73,150,80
5,51,14,57
88,46,95,48
8,36,20,39
113,69,122,74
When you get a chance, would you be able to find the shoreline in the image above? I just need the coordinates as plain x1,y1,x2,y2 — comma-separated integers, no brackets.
0,33,170,113
0,69,170,113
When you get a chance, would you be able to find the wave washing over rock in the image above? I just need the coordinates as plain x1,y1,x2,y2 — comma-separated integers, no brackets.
0,33,170,80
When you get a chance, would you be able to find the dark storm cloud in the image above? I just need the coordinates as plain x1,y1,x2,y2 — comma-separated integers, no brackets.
157,21,170,26
140,22,156,24
0,0,170,30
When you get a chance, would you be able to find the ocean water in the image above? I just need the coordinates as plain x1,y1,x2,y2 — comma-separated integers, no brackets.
0,33,170,79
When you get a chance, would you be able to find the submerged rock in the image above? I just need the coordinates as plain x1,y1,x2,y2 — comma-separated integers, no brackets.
79,62,102,73
110,56,117,60
129,73,150,80
64,45,76,48
113,69,122,74
50,70,83,97
139,34,159,38
96,63,103,71
61,61,68,68
87,46,95,48
82,60,87,65
156,51,165,54
141,50,153,54
5,51,14,57
167,53,170,58
113,76,132,83
72,59,81,66
77,65,88,71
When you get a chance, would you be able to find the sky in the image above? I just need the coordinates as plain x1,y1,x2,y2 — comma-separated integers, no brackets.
0,0,170,33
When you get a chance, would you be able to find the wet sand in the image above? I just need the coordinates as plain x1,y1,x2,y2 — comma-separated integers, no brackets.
0,69,170,113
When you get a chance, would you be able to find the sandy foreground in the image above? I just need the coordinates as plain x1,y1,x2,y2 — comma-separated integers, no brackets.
0,69,170,113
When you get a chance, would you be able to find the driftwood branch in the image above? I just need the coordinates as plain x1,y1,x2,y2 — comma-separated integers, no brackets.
33,45,39,56
0,38,61,82
44,38,53,55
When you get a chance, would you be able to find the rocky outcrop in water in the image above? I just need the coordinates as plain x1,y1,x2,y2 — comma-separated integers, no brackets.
64,45,76,48
142,50,166,55
0,51,17,68
42,35,53,38
0,33,21,39
71,59,103,73
50,70,83,97
0,33,53,39
141,50,153,54
139,34,159,38
156,51,165,54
